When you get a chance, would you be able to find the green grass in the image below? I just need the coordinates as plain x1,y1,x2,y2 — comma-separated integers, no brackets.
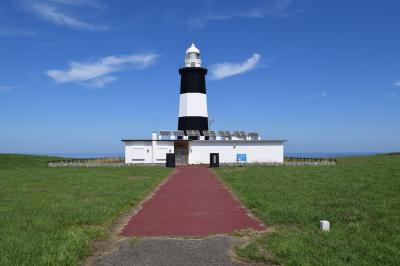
215,155,400,265
0,154,172,266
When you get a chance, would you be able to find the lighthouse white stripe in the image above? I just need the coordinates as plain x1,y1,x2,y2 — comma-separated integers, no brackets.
179,93,208,117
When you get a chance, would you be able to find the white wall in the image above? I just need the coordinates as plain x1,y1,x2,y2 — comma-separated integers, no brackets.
188,141,284,164
154,142,174,163
124,141,174,164
124,140,284,164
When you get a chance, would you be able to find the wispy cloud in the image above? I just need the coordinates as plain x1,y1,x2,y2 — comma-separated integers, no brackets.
49,0,103,9
189,0,305,29
382,92,398,98
46,53,159,88
80,76,117,88
310,92,328,98
23,1,107,31
393,80,400,86
0,86,15,92
210,53,261,80
0,26,36,37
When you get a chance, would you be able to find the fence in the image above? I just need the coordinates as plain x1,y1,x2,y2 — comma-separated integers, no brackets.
284,156,337,164
48,156,337,167
48,157,125,167
48,157,124,163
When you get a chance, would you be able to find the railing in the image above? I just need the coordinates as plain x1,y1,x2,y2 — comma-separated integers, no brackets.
178,64,208,69
284,156,337,164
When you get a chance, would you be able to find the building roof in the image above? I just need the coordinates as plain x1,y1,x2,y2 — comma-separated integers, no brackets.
121,139,183,142
192,140,287,143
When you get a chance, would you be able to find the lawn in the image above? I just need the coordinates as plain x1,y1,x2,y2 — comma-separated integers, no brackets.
215,155,400,265
0,154,172,266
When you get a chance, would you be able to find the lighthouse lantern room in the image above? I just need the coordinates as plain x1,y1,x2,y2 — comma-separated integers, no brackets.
185,42,202,67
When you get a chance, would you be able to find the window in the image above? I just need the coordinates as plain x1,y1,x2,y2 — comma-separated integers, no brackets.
188,52,198,59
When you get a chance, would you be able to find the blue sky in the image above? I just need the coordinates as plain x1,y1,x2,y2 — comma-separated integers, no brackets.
1,0,399,154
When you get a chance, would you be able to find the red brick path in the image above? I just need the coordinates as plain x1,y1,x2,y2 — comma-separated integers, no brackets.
121,166,264,237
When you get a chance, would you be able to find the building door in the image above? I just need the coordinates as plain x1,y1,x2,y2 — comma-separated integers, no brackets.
174,141,189,165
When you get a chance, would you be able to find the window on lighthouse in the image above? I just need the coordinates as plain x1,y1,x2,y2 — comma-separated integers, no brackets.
187,53,199,59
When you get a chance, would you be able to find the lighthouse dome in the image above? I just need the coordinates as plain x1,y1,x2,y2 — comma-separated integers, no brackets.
186,42,200,54
185,42,202,67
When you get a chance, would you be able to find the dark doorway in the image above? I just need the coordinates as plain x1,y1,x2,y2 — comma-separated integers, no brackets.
174,141,189,165
210,153,219,168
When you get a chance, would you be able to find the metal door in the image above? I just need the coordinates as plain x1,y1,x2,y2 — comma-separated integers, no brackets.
174,142,189,165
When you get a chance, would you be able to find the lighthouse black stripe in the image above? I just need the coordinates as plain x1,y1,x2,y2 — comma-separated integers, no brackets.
178,117,209,132
179,67,207,94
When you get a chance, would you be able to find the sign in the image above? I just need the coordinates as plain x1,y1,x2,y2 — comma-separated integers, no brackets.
236,154,247,162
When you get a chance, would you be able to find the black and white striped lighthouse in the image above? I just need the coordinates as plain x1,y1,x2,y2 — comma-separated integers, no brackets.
178,43,209,135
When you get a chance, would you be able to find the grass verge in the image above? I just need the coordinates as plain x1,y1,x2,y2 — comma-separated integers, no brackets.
215,155,400,265
0,154,172,265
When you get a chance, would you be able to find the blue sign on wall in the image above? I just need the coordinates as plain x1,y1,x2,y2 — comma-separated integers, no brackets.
236,154,247,162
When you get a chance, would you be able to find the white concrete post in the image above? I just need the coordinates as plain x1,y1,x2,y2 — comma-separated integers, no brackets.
320,220,330,231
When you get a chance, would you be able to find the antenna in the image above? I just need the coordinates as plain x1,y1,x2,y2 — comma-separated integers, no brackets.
208,116,215,129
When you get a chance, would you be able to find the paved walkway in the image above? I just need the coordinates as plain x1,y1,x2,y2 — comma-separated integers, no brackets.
121,166,264,237
94,236,247,266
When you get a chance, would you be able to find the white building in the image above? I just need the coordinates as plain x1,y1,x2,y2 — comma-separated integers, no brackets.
122,43,286,165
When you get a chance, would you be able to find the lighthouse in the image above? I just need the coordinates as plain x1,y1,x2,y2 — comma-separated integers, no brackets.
122,42,286,165
178,43,209,136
